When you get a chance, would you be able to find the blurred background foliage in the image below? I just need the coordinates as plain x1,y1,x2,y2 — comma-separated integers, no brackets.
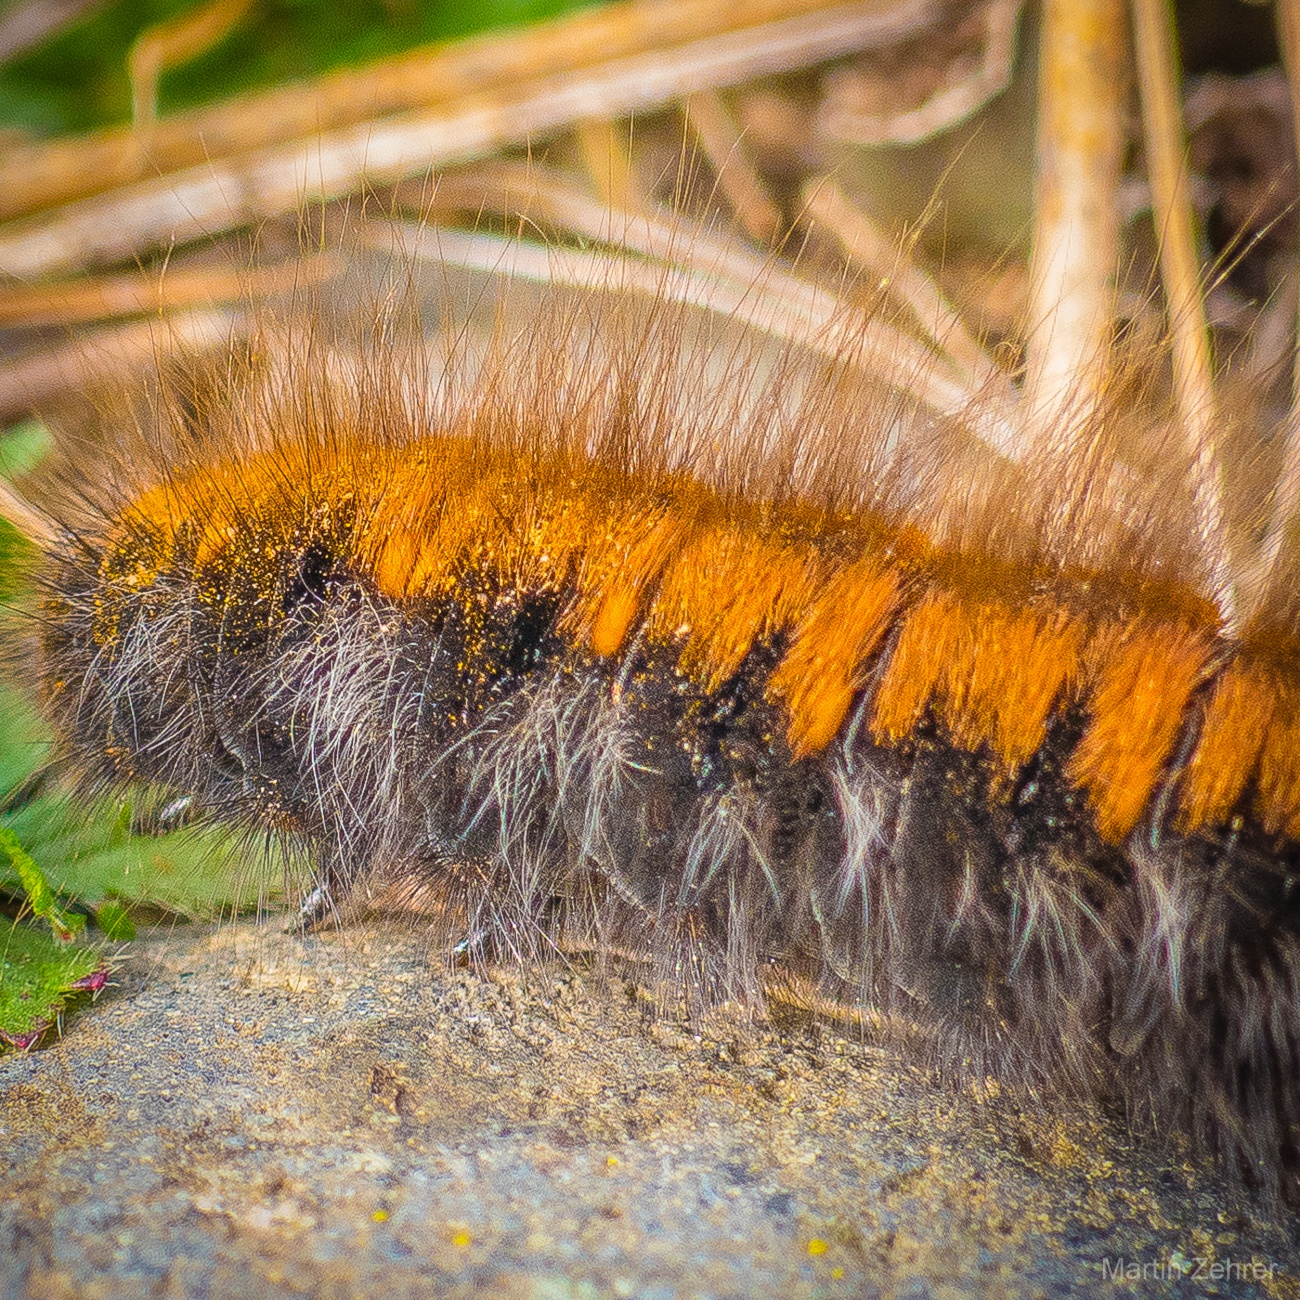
0,0,598,134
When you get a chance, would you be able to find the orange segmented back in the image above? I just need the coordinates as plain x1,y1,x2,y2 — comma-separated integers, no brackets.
769,554,901,759
1067,622,1214,843
1257,676,1300,842
1179,660,1272,834
85,432,1300,848
644,520,825,692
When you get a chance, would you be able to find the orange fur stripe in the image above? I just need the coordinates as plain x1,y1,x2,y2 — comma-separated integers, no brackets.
939,601,1084,770
1068,622,1213,843
1257,677,1300,842
367,447,517,599
645,522,824,692
590,583,642,657
769,555,901,758
1178,661,1272,833
869,591,1083,773
869,592,959,746
124,445,304,561
565,498,689,657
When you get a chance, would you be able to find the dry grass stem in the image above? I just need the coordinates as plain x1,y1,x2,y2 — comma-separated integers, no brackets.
817,0,1022,145
426,162,812,319
366,219,981,422
413,162,1018,425
683,92,785,245
0,0,105,67
800,175,993,386
0,308,238,422
128,0,256,128
0,254,338,329
0,0,942,227
0,0,956,279
1131,0,1232,621
1023,0,1125,435
574,118,639,213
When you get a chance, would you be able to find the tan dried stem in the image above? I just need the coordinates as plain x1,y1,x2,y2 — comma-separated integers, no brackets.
0,308,238,423
818,0,1023,146
410,163,998,422
1131,0,1232,623
369,219,958,403
0,0,106,67
1256,0,1300,600
800,175,993,388
1023,0,1125,436
0,0,950,279
368,209,986,431
128,0,256,128
0,254,339,329
683,92,784,245
424,163,798,315
575,118,639,213
0,0,941,227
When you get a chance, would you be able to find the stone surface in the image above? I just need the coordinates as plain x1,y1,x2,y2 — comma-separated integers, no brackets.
3,920,1299,1299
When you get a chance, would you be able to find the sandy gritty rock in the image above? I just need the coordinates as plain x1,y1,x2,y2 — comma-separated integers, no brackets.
3,920,1299,1299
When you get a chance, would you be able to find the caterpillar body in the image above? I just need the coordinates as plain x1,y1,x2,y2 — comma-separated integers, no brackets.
28,243,1300,1206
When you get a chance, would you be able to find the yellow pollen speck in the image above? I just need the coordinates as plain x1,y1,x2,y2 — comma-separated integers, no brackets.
831,1266,845,1279
451,1230,472,1248
606,1155,620,1167
372,1210,388,1222
808,1238,828,1256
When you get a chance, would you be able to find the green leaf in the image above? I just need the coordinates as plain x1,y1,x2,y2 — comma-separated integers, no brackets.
0,423,44,600
0,823,83,939
0,684,50,798
0,420,53,481
1,793,282,919
93,900,136,941
0,918,106,1050
0,514,36,604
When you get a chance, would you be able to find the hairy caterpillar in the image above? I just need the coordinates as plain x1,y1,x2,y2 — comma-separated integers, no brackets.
18,212,1300,1212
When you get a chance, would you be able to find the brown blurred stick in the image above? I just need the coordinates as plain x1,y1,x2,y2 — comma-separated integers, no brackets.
0,0,105,67
575,118,639,213
1257,0,1300,599
416,161,984,412
1023,0,1125,435
818,0,1022,145
801,175,993,388
1131,0,1231,620
366,215,983,426
0,0,947,279
0,254,338,328
129,0,256,128
683,92,784,245
0,308,238,423
0,0,940,227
